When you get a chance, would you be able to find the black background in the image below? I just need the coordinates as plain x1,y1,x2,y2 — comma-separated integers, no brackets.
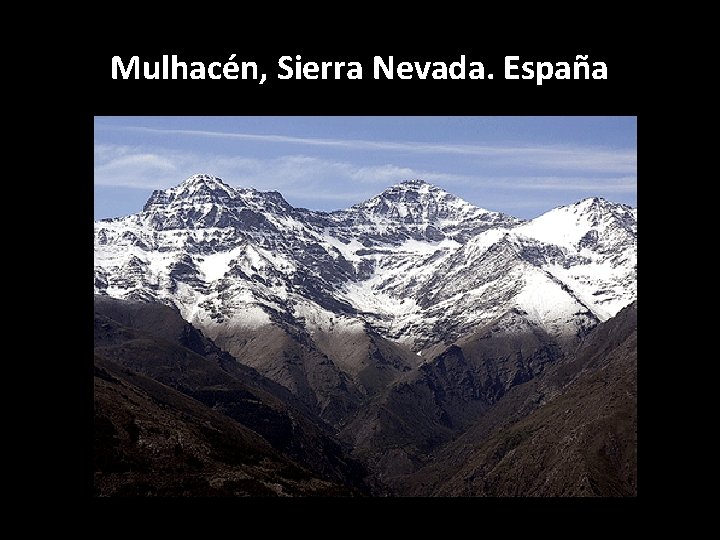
92,31,638,115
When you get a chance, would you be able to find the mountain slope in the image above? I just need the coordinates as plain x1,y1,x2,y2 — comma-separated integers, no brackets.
340,309,566,487
93,175,637,497
94,356,353,496
397,301,637,496
513,197,637,320
94,174,636,429
94,296,367,492
327,178,522,244
95,175,636,344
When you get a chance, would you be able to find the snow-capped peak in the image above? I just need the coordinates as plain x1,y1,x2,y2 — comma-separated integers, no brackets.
323,179,522,246
142,174,236,211
95,174,636,350
179,173,233,191
395,178,432,191
347,178,485,224
569,197,634,219
514,197,636,251
134,174,298,232
170,173,236,200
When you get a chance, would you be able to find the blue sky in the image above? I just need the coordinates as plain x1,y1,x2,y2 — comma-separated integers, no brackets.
94,116,636,220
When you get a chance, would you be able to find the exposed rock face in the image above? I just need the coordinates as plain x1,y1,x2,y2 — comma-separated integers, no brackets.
392,302,638,496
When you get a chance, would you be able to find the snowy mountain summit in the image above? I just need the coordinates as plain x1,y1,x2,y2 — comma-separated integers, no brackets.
95,175,637,352
329,179,521,246
349,178,494,224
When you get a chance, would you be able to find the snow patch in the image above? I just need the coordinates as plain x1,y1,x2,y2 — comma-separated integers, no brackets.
513,268,585,334
197,249,238,282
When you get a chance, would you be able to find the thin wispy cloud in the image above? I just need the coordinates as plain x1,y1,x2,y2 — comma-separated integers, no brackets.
94,144,637,200
95,145,444,194
97,125,636,175
94,117,636,220
94,144,184,189
487,176,637,192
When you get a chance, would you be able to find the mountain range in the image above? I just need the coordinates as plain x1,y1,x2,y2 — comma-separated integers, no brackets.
93,174,637,496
